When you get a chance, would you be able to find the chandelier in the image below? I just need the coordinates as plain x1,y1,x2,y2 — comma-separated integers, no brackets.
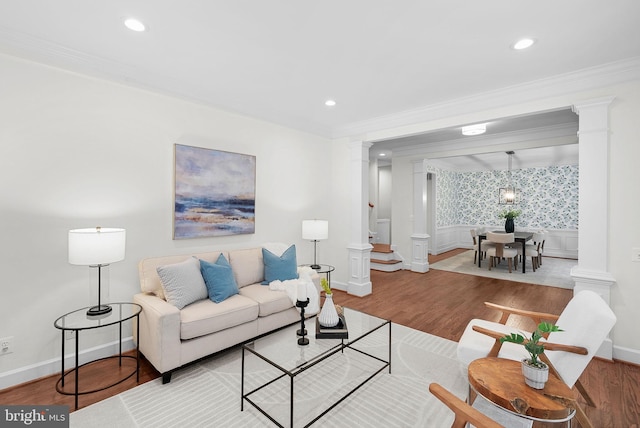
499,151,521,204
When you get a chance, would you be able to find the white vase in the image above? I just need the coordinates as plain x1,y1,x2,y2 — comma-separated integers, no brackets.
521,359,549,389
318,294,340,327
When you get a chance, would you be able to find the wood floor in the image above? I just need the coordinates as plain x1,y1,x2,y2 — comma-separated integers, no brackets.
1,249,638,427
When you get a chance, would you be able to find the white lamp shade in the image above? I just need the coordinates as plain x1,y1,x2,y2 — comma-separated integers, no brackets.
302,220,328,240
69,227,126,266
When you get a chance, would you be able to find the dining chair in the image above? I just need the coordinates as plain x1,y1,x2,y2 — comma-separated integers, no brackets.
484,232,518,273
456,290,617,428
517,232,543,271
470,229,494,263
537,230,547,266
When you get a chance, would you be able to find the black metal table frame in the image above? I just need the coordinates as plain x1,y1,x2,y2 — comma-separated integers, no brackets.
241,316,391,428
54,302,141,410
478,231,534,273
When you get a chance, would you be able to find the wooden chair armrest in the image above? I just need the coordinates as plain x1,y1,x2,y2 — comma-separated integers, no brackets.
484,301,560,325
472,325,588,355
429,383,503,428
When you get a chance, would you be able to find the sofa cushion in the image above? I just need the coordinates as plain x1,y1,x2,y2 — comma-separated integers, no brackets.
156,257,208,310
228,247,264,288
239,283,295,317
179,294,259,340
139,251,227,299
262,244,298,284
200,254,239,303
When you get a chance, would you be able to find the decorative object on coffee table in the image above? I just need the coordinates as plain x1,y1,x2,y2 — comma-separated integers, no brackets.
318,278,339,327
295,282,310,345
316,313,348,339
500,321,563,389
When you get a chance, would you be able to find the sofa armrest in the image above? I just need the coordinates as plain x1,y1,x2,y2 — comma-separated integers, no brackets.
133,292,182,374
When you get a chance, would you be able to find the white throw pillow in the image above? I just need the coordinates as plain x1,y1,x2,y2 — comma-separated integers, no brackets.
157,257,208,309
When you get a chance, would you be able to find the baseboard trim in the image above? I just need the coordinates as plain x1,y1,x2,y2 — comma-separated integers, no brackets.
0,337,135,391
613,344,640,365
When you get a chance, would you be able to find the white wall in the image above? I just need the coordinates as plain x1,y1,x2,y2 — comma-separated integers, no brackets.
377,166,392,220
375,81,640,362
0,53,332,386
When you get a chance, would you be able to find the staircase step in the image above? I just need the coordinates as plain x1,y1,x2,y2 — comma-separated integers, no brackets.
371,243,393,254
371,258,402,265
371,258,403,272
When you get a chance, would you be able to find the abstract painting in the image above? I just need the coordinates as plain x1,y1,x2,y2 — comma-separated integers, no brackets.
174,144,256,239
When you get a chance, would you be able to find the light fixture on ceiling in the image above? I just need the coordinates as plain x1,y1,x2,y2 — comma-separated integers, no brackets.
124,18,146,32
325,99,336,107
513,38,535,50
461,123,486,136
499,151,521,205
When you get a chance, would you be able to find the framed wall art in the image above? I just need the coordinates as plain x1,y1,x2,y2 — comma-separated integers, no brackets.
173,144,256,239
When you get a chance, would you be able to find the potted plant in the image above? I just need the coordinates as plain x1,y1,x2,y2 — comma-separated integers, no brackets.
498,209,521,233
318,278,339,327
500,322,563,389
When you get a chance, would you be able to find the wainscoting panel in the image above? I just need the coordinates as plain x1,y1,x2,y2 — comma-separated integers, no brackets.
433,225,578,259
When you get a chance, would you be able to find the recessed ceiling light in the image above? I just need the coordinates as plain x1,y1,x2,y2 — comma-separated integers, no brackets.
124,18,146,32
379,153,387,157
325,99,336,107
513,38,535,50
462,124,486,136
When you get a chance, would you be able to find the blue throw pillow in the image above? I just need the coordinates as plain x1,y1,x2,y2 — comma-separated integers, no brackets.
200,254,239,303
262,245,298,284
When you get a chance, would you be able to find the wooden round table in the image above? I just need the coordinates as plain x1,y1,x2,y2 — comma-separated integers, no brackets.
468,357,577,423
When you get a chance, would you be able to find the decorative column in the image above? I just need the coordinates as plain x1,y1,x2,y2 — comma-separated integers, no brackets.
571,96,616,359
411,160,430,273
347,141,373,296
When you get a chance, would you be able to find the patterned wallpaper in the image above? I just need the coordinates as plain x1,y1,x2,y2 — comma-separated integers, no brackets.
432,164,579,230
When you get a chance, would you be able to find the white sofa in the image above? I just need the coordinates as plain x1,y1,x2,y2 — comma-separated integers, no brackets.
133,246,319,383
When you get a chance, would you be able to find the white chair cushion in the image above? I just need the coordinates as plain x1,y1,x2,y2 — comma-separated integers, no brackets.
546,291,616,387
457,318,529,367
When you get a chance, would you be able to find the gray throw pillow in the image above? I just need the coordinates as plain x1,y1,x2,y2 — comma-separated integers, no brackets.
157,257,208,309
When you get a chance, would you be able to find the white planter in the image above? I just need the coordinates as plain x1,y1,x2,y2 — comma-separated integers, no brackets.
318,294,340,327
521,359,549,389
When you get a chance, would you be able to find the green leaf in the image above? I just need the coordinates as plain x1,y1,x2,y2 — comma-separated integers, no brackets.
500,333,525,344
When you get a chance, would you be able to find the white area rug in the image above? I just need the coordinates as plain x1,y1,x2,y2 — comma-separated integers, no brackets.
430,250,576,289
70,324,468,427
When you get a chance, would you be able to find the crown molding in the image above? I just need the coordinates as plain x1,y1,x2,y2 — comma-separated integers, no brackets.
333,56,640,139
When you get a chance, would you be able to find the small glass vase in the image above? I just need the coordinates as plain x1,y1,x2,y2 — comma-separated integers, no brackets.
318,294,340,327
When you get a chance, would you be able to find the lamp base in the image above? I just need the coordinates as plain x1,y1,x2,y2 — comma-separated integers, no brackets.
87,305,112,316
310,264,321,270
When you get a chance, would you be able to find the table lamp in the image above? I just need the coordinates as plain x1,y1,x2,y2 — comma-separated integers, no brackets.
302,220,328,269
69,227,126,316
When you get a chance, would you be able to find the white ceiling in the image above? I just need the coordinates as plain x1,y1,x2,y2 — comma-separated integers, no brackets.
1,1,640,140
371,108,580,170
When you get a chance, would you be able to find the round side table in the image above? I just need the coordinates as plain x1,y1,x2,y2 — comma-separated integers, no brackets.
300,264,335,287
54,302,142,409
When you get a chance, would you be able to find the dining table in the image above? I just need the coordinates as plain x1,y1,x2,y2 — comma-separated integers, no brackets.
477,230,534,273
